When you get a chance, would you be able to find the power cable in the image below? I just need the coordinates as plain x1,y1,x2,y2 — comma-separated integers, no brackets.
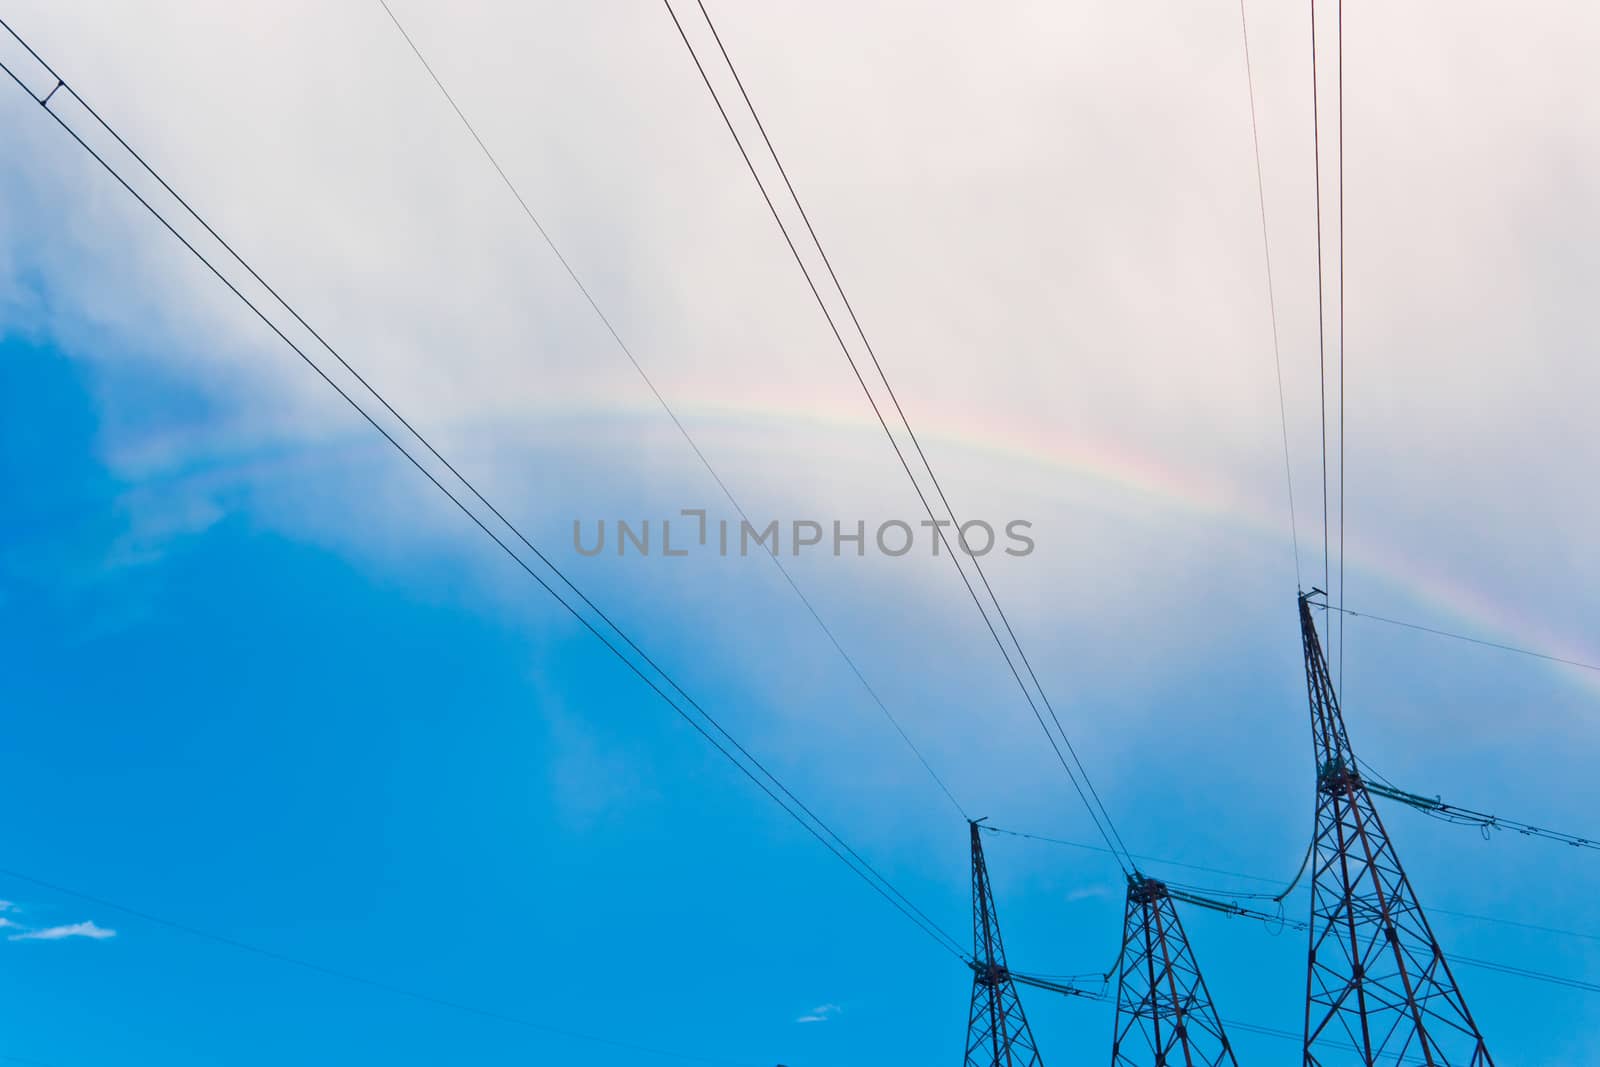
0,14,965,964
1358,758,1598,851
1236,0,1303,591
1427,910,1600,944
662,0,1134,873
1013,975,1431,1063
1271,833,1315,902
1450,955,1600,995
1319,602,1600,673
1336,0,1347,697
981,825,1297,890
1368,781,1600,850
983,823,1600,943
1138,875,1594,998
1164,884,1302,934
0,867,760,1066
369,0,967,822
688,0,1129,862
1006,845,1600,999
1310,0,1332,604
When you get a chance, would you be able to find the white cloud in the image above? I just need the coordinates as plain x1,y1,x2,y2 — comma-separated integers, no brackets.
9,920,117,942
4,0,1597,696
1064,885,1112,904
796,1003,841,1024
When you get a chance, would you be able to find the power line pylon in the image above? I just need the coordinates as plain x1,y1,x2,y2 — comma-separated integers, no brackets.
1297,590,1494,1065
1111,873,1237,1067
966,820,1045,1067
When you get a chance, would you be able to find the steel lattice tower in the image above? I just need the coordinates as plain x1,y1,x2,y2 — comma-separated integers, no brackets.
1111,873,1237,1067
1297,591,1493,1065
966,820,1045,1067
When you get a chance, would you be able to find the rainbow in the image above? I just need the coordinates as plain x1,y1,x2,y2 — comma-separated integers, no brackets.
587,396,1599,694
117,391,1598,695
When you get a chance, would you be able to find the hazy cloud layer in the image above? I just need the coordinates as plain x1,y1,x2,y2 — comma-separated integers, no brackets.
2,0,1592,627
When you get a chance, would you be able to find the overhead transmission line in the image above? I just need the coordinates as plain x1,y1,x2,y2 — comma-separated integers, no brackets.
982,825,1309,892
989,821,1600,943
1010,974,1436,1063
660,0,1134,875
990,821,1600,942
0,14,966,964
1308,0,1349,685
989,812,1600,919
369,0,967,821
1243,0,1592,685
1357,759,1599,850
1309,0,1332,611
986,824,1600,996
1336,0,1347,694
1236,0,1303,591
991,964,1437,1061
1450,955,1600,995
0,866,759,1067
1262,8,1600,1023
1290,4,1596,690
1320,602,1600,673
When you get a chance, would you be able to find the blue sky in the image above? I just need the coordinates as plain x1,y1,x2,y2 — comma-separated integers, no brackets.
4,2,1599,1064
5,328,1597,1062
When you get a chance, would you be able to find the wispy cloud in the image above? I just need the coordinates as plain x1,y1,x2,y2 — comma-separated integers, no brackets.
796,1004,841,1024
9,920,116,942
1064,885,1112,904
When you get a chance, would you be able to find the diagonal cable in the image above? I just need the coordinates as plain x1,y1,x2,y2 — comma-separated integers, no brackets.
372,0,967,820
0,14,965,963
1237,0,1304,591
663,0,1134,873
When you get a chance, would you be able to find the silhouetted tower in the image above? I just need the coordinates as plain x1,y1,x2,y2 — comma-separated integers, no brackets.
966,820,1044,1067
1297,590,1493,1065
1111,873,1236,1067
